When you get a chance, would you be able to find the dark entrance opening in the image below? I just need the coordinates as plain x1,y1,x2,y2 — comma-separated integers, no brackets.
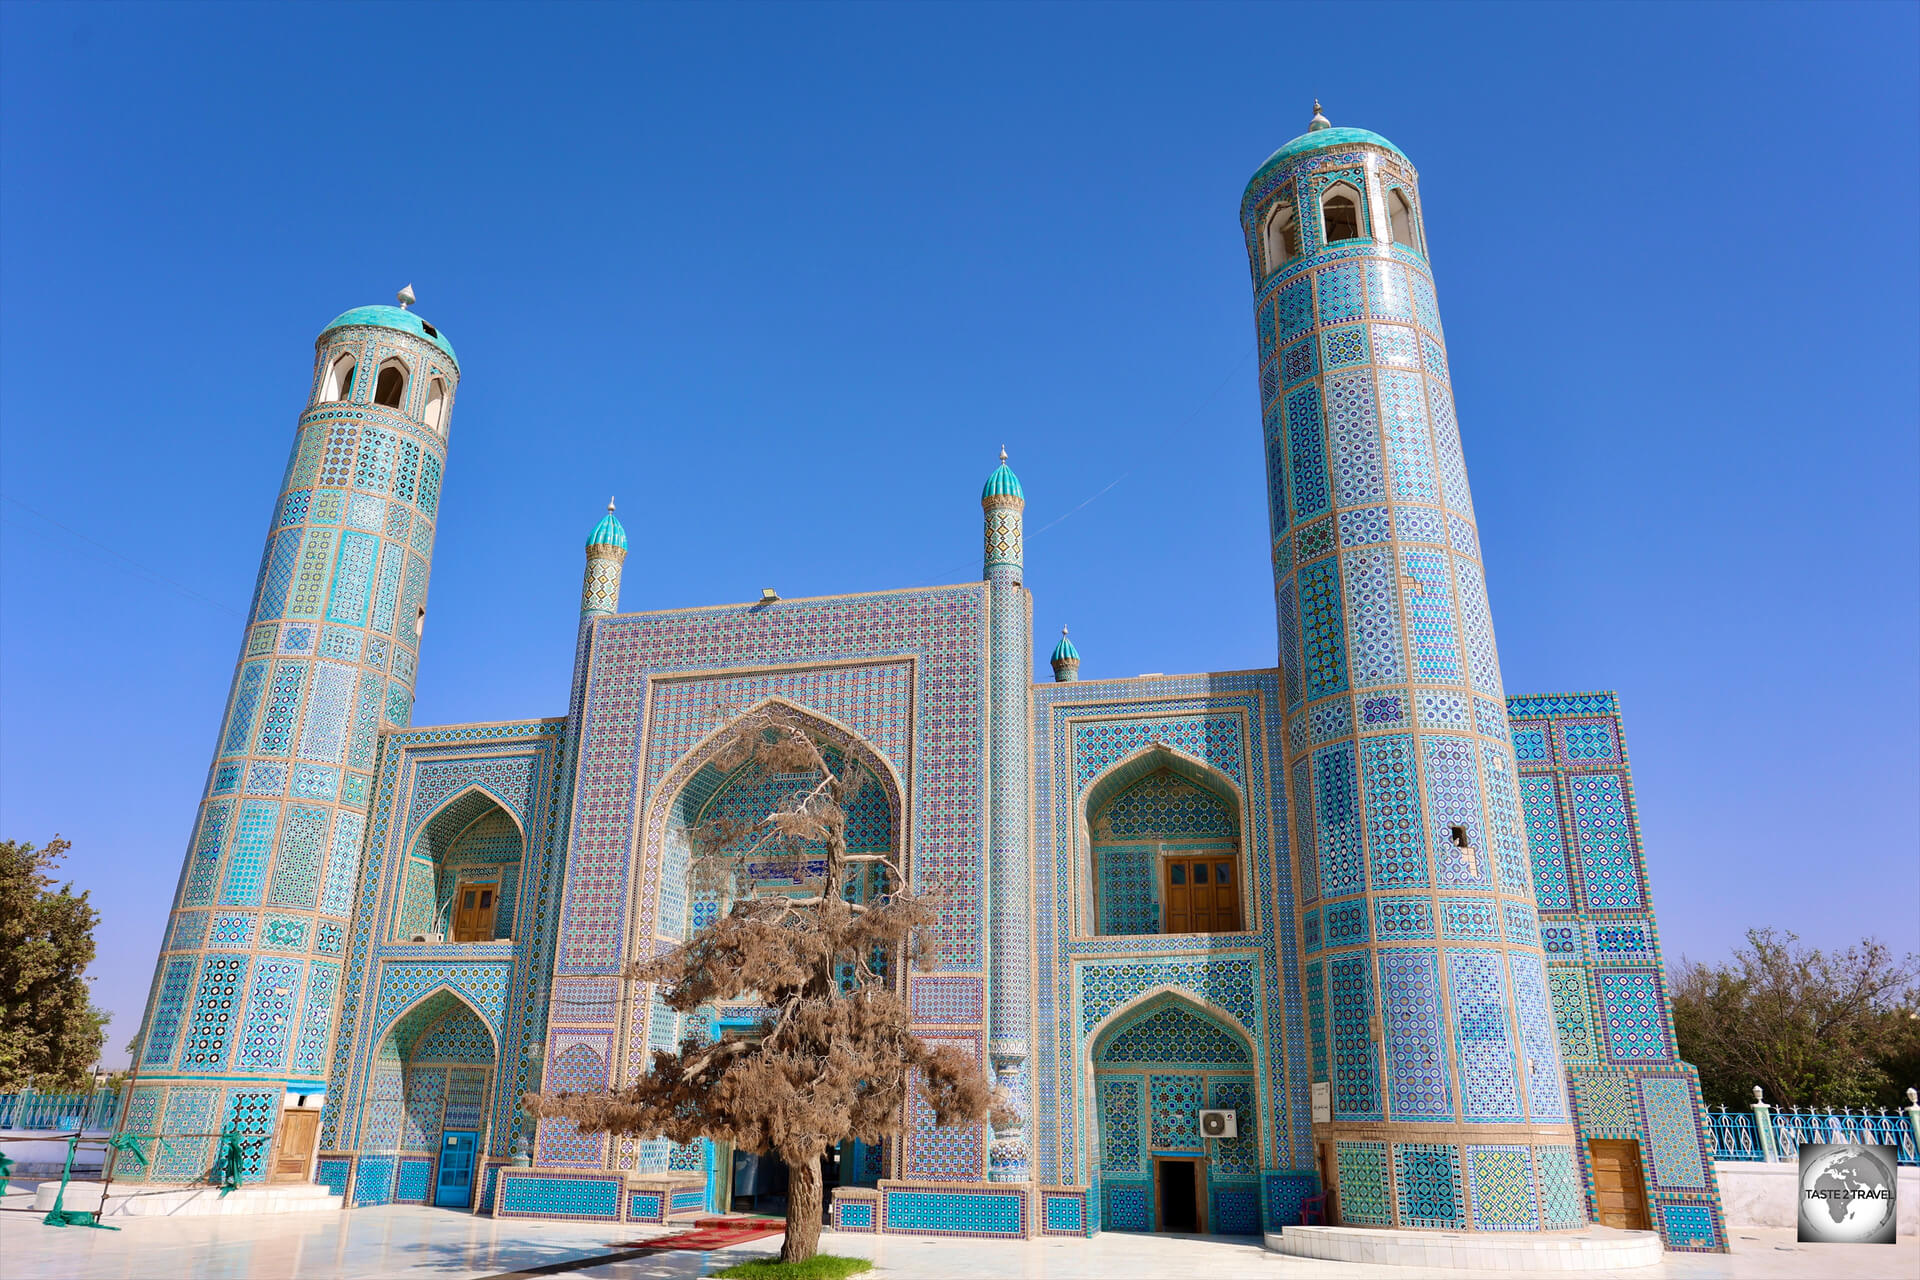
1157,1158,1200,1232
731,1144,844,1220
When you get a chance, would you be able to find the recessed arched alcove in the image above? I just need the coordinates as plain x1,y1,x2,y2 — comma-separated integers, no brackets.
362,989,498,1207
1081,747,1246,938
394,788,523,943
1088,991,1260,1234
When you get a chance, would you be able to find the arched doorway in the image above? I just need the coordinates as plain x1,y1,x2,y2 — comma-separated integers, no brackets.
1092,993,1259,1234
365,990,498,1208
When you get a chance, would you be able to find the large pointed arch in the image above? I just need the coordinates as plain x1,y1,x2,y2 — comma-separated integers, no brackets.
407,782,529,856
372,984,502,1060
620,696,906,1087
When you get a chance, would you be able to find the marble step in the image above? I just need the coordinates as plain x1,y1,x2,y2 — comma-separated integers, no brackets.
33,1180,344,1218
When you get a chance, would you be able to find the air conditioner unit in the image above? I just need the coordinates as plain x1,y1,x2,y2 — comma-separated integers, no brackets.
1199,1108,1237,1139
409,932,445,944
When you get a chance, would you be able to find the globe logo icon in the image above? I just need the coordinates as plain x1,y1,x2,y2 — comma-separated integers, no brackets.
1798,1143,1898,1245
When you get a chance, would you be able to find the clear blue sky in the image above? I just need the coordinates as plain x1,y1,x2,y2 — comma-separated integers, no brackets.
2,3,1914,1064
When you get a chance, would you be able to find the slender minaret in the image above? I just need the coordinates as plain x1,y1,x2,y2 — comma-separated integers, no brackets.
126,294,459,1180
580,499,627,620
981,450,1032,1183
1049,627,1080,682
1244,111,1582,1229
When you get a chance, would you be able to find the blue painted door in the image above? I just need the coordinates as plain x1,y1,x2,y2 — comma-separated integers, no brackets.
434,1132,477,1208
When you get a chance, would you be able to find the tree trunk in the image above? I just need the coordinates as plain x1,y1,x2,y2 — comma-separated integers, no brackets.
781,1150,824,1263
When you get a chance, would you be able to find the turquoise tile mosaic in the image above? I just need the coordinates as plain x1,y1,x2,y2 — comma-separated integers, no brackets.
127,117,1721,1249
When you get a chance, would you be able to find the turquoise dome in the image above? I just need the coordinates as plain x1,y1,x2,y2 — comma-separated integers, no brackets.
1245,125,1408,194
321,304,459,369
587,503,627,551
1051,628,1079,664
982,453,1024,501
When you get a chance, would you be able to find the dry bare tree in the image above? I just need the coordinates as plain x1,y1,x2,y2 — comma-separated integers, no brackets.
526,704,1002,1262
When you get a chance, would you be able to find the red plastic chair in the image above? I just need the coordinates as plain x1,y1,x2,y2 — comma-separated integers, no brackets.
1298,1192,1327,1225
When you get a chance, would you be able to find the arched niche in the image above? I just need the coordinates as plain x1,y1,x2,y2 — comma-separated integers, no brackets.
394,787,525,943
1079,745,1247,938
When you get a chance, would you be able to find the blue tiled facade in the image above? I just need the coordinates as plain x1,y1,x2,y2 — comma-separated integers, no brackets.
127,115,1720,1251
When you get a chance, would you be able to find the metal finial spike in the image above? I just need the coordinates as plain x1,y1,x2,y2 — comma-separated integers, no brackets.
397,283,416,309
1061,625,1069,636
607,496,616,512
999,445,1008,463
1309,100,1331,132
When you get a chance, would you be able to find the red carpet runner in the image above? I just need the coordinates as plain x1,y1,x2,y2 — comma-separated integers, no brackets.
621,1216,786,1251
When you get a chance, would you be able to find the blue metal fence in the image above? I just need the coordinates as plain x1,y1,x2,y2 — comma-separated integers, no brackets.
0,1090,121,1132
1706,1107,1767,1161
1707,1104,1919,1167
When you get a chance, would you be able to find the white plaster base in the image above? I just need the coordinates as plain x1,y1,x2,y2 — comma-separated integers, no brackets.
1715,1160,1918,1235
32,1180,343,1217
1263,1224,1664,1270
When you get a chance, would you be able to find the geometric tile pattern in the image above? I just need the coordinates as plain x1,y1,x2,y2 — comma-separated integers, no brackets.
1360,735,1426,888
1393,1142,1463,1228
1596,970,1668,1062
1208,1078,1259,1177
1334,1142,1390,1226
1536,1144,1584,1227
222,1087,281,1183
1447,948,1520,1121
1568,774,1643,910
1210,1184,1262,1234
180,954,249,1071
1101,1005,1251,1065
1378,949,1450,1116
1097,1078,1142,1173
1102,1182,1151,1232
1548,967,1596,1062
1466,1144,1536,1230
1328,953,1380,1119
1640,1076,1706,1188
1148,1074,1203,1148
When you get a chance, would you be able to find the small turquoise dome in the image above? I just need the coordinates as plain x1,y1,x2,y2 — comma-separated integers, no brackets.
1051,627,1079,664
982,449,1024,501
587,500,627,551
1245,107,1408,195
321,304,459,369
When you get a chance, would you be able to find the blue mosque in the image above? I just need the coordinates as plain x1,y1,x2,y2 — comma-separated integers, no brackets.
121,108,1729,1251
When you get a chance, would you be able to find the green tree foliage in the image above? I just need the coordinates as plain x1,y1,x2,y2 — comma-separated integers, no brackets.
1671,928,1920,1109
0,837,111,1090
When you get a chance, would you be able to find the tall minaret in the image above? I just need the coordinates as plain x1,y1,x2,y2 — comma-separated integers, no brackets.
1243,111,1582,1230
126,293,459,1179
981,450,1032,1183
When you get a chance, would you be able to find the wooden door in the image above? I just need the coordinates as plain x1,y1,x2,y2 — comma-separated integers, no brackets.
451,883,498,942
271,1109,320,1183
1587,1139,1650,1229
1163,856,1243,934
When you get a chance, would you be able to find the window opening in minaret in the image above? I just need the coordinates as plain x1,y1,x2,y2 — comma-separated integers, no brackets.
423,378,448,434
374,360,408,408
1264,202,1300,272
1321,184,1363,243
1388,189,1417,249
324,353,356,402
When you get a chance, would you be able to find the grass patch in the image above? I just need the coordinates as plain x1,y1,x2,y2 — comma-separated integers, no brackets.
712,1255,874,1280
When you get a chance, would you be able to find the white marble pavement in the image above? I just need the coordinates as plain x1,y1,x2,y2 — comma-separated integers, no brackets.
1,1203,1917,1279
